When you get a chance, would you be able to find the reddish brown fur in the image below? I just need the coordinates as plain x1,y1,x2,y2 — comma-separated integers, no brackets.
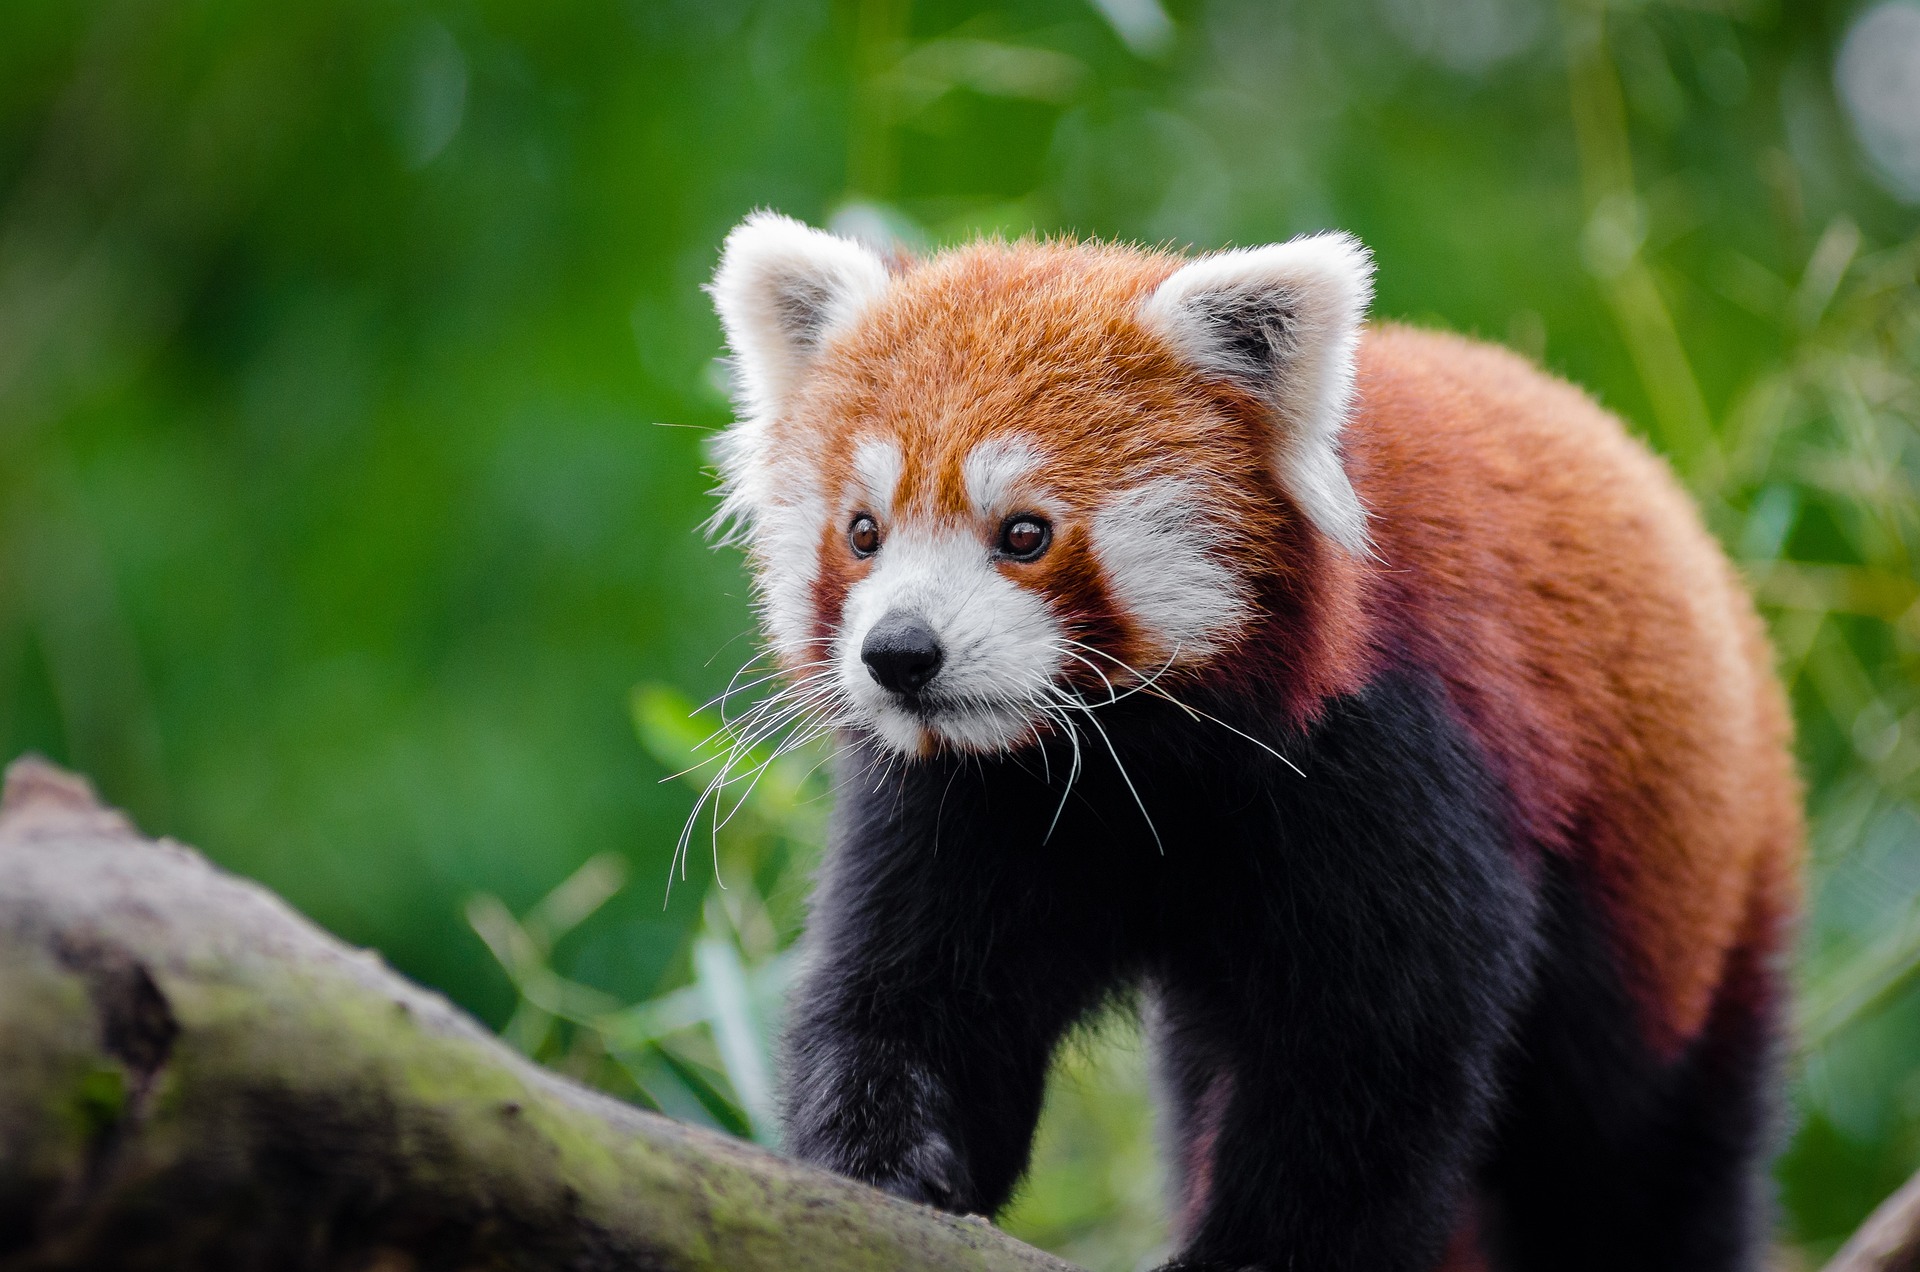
784,237,1801,1079
1348,329,1802,1058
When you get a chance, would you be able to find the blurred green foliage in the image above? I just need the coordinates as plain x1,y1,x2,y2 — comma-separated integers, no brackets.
2,0,1918,1267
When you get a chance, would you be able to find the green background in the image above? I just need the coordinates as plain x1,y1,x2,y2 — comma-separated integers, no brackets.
3,1,1918,1266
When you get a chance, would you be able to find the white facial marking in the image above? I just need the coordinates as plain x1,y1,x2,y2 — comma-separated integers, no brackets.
756,482,827,662
962,436,1044,518
836,525,1063,754
1139,231,1375,554
1093,477,1248,662
707,425,826,664
706,213,893,667
851,437,904,517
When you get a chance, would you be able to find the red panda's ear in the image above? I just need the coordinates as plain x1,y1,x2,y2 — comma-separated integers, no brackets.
1138,232,1376,555
707,211,892,420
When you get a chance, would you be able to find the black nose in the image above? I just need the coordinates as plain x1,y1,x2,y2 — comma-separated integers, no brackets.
861,612,945,695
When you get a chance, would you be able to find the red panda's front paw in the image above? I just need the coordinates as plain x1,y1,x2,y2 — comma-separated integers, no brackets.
869,1128,971,1212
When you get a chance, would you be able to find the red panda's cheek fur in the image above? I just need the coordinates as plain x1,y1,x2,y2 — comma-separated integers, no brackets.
1017,523,1142,683
1075,427,1371,727
1208,500,1377,730
806,523,863,670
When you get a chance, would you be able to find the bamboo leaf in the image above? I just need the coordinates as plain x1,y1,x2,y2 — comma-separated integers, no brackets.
695,934,779,1145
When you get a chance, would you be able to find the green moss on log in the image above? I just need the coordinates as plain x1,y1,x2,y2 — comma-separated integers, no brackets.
0,757,1077,1272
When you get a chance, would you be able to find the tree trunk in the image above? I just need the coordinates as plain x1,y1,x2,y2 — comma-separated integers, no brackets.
0,757,1075,1272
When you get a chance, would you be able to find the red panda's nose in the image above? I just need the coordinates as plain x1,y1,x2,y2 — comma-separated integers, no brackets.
861,612,945,695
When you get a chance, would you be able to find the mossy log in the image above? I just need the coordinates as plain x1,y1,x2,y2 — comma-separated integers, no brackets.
0,757,1076,1272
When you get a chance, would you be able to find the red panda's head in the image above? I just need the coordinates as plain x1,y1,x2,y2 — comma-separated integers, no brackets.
706,214,1373,757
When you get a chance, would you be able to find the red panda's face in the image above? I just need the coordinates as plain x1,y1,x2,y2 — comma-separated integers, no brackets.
708,217,1373,757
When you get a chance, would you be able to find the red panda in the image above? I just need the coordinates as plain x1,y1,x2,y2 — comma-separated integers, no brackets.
703,212,1802,1272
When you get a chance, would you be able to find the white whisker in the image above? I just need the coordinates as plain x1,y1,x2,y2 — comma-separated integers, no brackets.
1043,682,1163,854
1031,694,1086,842
663,654,850,908
1057,638,1304,778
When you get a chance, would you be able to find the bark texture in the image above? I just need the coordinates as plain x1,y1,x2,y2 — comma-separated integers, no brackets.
0,756,1076,1272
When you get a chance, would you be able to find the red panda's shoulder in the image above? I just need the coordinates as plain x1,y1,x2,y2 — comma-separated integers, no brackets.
1345,323,1799,1061
1352,323,1629,461
1346,321,1693,542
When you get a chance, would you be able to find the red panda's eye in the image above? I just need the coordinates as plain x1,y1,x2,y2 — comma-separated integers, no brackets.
849,514,881,558
999,515,1051,562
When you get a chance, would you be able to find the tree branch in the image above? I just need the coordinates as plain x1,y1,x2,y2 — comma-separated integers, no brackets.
0,756,1077,1272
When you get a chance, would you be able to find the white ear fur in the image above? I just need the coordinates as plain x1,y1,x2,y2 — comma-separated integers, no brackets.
707,210,892,420
1138,232,1375,554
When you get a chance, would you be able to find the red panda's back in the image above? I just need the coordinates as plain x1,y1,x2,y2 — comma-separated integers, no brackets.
1348,324,1801,1059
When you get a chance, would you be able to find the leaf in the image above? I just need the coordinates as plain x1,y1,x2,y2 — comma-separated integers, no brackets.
583,949,794,1055
630,681,828,841
632,684,717,779
466,893,543,981
590,982,710,1051
650,1042,755,1139
1799,896,1920,1052
466,891,622,1025
524,852,629,954
694,934,778,1145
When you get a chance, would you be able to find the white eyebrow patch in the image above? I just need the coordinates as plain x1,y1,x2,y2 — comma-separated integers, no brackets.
1092,477,1249,662
850,437,903,515
963,436,1044,516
